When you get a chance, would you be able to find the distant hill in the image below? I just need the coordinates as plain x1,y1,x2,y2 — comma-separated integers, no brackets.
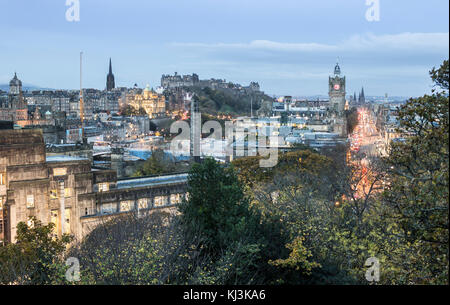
183,87,274,116
0,84,53,92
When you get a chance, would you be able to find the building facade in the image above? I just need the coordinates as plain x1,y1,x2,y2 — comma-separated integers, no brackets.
129,85,166,118
329,63,346,113
0,73,28,122
0,129,187,245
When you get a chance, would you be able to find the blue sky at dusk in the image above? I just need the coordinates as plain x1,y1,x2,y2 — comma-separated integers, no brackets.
0,0,448,97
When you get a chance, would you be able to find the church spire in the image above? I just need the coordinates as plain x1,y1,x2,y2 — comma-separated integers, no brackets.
358,87,365,104
106,58,115,91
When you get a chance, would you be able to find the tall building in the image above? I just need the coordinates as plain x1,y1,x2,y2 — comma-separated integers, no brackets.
106,58,115,91
328,63,346,113
9,73,22,95
190,96,201,163
358,87,366,104
0,73,28,121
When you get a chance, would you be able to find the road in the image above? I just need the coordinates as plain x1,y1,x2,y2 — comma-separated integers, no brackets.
349,108,382,159
347,107,384,199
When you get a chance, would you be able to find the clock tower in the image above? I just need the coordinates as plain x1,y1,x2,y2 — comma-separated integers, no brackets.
329,62,346,113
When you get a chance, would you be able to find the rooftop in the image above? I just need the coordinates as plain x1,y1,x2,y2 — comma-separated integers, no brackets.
116,173,188,190
46,155,90,163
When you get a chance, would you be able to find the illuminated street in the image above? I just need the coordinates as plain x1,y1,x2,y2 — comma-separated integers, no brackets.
348,107,384,199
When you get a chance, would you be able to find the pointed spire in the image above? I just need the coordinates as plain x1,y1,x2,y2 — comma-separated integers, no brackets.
106,58,115,91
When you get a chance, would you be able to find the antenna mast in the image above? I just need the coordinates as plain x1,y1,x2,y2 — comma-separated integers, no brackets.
79,52,85,139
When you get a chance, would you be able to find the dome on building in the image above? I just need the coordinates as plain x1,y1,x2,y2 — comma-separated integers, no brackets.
10,72,22,87
45,110,52,115
144,84,151,92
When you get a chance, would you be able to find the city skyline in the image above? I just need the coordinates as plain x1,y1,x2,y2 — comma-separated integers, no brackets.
0,0,448,97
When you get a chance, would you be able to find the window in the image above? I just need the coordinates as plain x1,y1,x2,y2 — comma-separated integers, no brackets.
64,188,72,198
27,218,35,228
50,210,59,234
50,189,58,199
120,200,133,212
0,173,5,185
26,195,35,209
170,193,182,204
100,202,116,214
154,196,167,207
53,168,67,176
64,208,71,234
138,198,149,210
98,182,109,192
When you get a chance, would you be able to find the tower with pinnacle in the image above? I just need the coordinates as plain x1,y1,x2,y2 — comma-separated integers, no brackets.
328,62,346,113
106,58,115,91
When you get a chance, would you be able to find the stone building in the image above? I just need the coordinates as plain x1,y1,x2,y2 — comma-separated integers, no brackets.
0,73,28,122
329,63,346,113
0,129,187,245
129,85,166,118
328,63,348,138
161,72,199,89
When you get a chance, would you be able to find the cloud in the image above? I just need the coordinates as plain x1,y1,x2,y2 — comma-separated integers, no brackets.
172,32,449,54
168,32,448,96
172,40,338,52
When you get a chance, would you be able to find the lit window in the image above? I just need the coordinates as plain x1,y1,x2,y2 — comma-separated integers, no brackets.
50,189,58,199
0,173,5,185
64,188,72,198
154,196,167,207
26,195,35,209
138,198,148,210
50,210,59,234
53,168,67,176
27,218,35,228
170,193,182,204
98,182,109,192
120,200,133,212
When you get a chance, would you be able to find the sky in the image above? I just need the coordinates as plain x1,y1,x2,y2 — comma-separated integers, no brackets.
0,0,448,97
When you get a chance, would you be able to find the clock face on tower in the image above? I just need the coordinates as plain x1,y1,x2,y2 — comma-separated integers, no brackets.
334,84,340,90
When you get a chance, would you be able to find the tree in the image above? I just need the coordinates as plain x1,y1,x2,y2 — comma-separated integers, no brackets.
120,104,147,116
381,60,449,284
178,158,288,284
179,158,256,252
346,107,358,134
132,149,179,177
0,218,72,284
